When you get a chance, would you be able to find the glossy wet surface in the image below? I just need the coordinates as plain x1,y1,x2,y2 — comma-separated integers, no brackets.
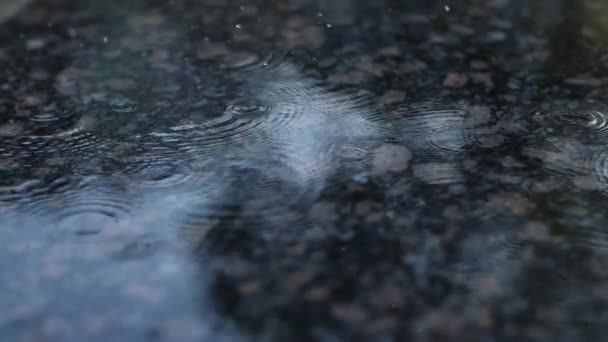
2,0,608,340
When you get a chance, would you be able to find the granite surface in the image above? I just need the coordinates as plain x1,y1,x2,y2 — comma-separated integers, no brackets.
2,0,608,341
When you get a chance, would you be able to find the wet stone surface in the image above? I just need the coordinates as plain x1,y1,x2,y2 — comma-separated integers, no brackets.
2,0,608,340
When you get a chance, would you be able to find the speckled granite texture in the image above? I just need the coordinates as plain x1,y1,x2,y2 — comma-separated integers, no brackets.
2,0,608,341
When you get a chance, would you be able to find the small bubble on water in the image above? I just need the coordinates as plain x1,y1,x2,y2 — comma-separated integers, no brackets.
103,36,108,43
317,12,323,17
444,5,451,12
325,23,332,28
235,24,242,29
240,6,245,10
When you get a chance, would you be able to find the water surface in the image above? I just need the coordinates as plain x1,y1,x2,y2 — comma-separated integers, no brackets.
2,0,608,340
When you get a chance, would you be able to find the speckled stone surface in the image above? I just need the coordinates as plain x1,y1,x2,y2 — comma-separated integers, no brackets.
2,0,608,341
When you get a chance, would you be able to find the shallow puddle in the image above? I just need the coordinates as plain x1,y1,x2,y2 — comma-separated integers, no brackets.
2,0,608,340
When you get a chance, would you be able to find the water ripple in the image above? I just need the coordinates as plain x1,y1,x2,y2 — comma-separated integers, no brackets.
517,101,608,190
118,153,205,194
158,61,382,230
530,100,608,144
390,100,474,159
16,177,137,228
412,162,464,185
523,138,593,178
591,147,608,192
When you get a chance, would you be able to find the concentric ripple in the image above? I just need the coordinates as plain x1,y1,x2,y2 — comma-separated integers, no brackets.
176,165,316,243
160,58,380,179
117,152,207,194
61,133,117,177
590,146,608,193
530,100,608,144
51,45,383,239
159,60,382,231
16,176,137,230
238,66,380,188
153,120,265,162
519,101,608,188
390,100,474,160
